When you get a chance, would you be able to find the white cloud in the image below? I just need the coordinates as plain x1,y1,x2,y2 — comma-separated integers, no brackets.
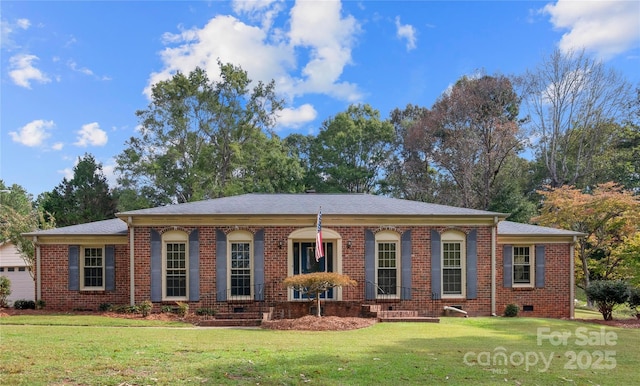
277,103,318,129
74,122,108,147
68,60,94,76
51,142,64,151
9,54,51,88
395,16,417,51
543,0,640,59
1,18,30,49
9,119,55,147
288,0,362,100
231,0,285,30
146,0,362,108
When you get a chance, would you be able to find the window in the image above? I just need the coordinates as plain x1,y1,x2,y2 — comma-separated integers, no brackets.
18,267,26,272
81,247,104,290
442,231,465,298
513,246,533,286
7,267,15,272
228,231,253,299
376,231,400,298
162,231,189,300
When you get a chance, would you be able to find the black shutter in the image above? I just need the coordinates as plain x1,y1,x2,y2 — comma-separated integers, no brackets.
466,230,477,299
189,229,200,301
364,229,375,300
430,230,441,300
401,230,412,300
68,245,79,291
503,244,512,288
105,245,115,291
254,229,265,301
535,245,545,288
216,230,227,301
150,230,162,302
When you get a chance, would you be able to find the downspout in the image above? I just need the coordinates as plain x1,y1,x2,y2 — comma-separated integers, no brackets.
128,217,135,306
34,236,41,301
570,236,576,319
491,216,498,316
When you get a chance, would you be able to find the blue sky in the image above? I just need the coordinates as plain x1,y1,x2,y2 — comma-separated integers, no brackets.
1,0,639,198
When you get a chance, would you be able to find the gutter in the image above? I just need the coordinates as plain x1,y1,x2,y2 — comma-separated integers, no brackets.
128,216,135,306
34,236,41,301
491,216,498,316
570,235,576,319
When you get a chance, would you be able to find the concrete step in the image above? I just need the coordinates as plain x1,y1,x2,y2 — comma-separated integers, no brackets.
214,312,262,320
197,318,262,327
378,316,440,323
377,310,419,318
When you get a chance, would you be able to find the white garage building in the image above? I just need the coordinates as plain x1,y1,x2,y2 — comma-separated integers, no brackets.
0,242,34,304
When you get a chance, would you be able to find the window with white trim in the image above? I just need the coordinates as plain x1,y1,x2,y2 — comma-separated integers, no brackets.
376,231,400,298
513,245,534,287
162,231,188,300
81,246,104,290
228,231,253,299
442,231,465,298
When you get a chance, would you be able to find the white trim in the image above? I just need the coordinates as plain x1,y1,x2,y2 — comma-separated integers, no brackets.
441,230,466,299
512,245,535,288
375,230,401,300
227,230,254,300
161,230,189,301
80,246,105,291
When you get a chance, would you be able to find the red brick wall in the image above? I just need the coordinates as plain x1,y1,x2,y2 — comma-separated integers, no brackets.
38,225,573,318
39,244,130,310
496,243,572,319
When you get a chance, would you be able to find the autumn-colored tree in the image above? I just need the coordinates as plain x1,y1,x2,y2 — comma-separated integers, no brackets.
283,272,357,317
534,182,640,304
410,74,523,210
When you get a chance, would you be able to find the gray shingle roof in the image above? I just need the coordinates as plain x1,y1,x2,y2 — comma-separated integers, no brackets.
24,218,127,236
498,221,584,236
117,193,506,217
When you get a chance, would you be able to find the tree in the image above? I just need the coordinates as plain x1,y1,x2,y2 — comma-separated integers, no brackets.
534,183,640,303
40,154,117,227
116,62,294,203
382,104,438,202
411,74,524,210
518,49,634,188
283,272,356,317
0,181,55,275
585,280,628,321
310,104,394,193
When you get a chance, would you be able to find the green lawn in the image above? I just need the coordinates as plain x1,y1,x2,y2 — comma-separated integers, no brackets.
1,315,638,385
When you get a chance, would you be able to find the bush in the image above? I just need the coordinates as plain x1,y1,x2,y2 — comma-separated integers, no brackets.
36,300,46,310
0,276,11,307
14,299,36,310
628,287,640,314
195,307,216,316
504,304,519,317
161,305,174,313
585,280,628,321
99,303,112,312
139,300,153,317
176,301,189,317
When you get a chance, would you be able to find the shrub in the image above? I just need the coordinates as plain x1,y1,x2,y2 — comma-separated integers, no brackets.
139,300,153,317
161,305,174,313
99,303,112,312
585,280,628,321
195,307,216,316
176,301,189,317
0,276,11,307
14,299,36,310
628,287,640,315
36,300,46,310
504,304,519,317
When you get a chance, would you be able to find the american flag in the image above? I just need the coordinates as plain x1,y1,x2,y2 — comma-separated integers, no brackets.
315,208,324,262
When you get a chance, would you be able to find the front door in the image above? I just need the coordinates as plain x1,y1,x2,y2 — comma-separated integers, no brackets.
292,241,334,299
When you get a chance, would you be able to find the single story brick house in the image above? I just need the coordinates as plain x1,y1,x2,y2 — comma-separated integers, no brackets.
25,193,582,318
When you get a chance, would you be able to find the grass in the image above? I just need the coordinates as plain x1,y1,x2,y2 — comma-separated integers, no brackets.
1,315,638,385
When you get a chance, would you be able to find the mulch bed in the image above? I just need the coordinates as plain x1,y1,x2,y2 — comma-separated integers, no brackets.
2,308,637,330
